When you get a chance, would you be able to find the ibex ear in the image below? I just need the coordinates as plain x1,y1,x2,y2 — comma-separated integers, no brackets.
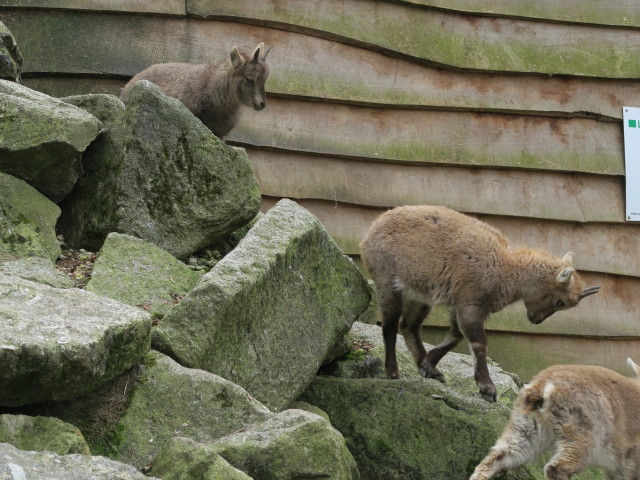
230,46,242,68
555,267,574,286
562,252,574,266
252,42,264,63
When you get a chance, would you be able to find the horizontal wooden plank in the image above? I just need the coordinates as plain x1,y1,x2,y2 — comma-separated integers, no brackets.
397,0,640,29
248,149,625,223
189,0,640,78
8,11,640,120
0,0,185,15
422,327,640,382
260,197,640,278
355,268,639,337
23,77,124,97
231,98,623,175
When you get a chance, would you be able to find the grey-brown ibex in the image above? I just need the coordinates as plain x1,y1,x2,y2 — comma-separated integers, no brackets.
120,43,271,140
471,359,640,479
359,205,600,402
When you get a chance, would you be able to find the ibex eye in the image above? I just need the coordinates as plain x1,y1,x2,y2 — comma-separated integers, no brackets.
556,300,565,308
245,77,254,83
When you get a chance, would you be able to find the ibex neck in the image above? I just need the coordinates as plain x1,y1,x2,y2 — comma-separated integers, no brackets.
507,248,564,299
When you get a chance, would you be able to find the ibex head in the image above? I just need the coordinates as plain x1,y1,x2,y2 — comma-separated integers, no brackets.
524,252,600,324
230,42,271,111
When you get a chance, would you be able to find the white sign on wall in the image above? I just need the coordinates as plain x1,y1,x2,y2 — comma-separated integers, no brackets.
623,107,640,221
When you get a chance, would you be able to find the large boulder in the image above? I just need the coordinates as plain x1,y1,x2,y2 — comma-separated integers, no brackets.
0,414,89,455
152,437,253,480
85,233,201,317
209,409,359,480
0,442,158,480
115,351,272,470
153,199,371,411
0,21,22,82
301,322,602,480
0,80,100,202
0,257,73,288
0,275,152,406
0,172,61,262
58,85,261,258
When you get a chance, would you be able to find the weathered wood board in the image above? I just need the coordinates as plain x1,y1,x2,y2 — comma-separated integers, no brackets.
0,0,185,15
422,327,640,382
5,9,640,120
397,0,640,28
260,197,640,278
231,98,624,175
248,149,625,223
189,0,640,78
353,269,639,338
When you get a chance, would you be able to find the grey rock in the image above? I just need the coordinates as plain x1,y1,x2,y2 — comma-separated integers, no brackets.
0,442,158,480
0,80,100,202
0,257,73,288
210,409,359,480
85,233,201,317
153,199,371,411
0,172,61,263
57,84,260,258
0,275,151,406
115,351,272,470
0,414,89,455
0,21,22,82
152,437,253,480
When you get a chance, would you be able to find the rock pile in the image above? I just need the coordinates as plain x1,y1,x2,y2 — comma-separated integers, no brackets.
0,21,601,480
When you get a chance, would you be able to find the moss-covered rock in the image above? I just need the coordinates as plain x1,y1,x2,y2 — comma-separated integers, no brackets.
0,256,73,288
0,21,22,82
152,437,253,480
0,414,89,455
0,275,151,406
153,199,371,411
0,172,61,263
0,442,159,479
57,84,261,258
115,351,272,470
304,322,602,480
0,80,100,202
85,233,201,317
211,409,359,480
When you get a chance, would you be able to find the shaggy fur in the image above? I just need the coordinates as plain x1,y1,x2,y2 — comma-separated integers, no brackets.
120,43,270,140
470,361,640,479
359,205,600,402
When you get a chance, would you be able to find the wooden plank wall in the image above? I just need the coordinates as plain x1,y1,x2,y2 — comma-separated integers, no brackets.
1,0,639,380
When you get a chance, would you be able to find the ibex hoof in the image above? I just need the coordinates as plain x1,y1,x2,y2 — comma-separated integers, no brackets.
479,384,497,403
419,365,446,383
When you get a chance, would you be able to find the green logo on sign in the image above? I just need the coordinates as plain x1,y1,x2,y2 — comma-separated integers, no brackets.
630,120,638,128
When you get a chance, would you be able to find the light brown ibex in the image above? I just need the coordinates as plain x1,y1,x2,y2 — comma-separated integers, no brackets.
120,43,271,140
471,359,640,479
359,205,600,402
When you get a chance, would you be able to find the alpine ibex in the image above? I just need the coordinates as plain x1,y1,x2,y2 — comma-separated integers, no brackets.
359,205,600,402
470,359,640,479
120,43,271,140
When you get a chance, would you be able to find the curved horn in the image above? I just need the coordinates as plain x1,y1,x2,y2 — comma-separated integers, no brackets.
562,251,574,266
555,267,574,286
578,285,601,299
252,42,264,63
261,45,273,62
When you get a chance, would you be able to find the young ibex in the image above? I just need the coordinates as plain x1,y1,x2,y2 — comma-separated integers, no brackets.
359,205,600,402
470,359,640,479
120,43,271,140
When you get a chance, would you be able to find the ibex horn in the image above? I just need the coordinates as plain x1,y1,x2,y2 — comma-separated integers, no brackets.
579,286,601,299
260,46,272,62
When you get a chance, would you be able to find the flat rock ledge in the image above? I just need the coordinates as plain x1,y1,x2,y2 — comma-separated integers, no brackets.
0,442,158,480
0,275,152,406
